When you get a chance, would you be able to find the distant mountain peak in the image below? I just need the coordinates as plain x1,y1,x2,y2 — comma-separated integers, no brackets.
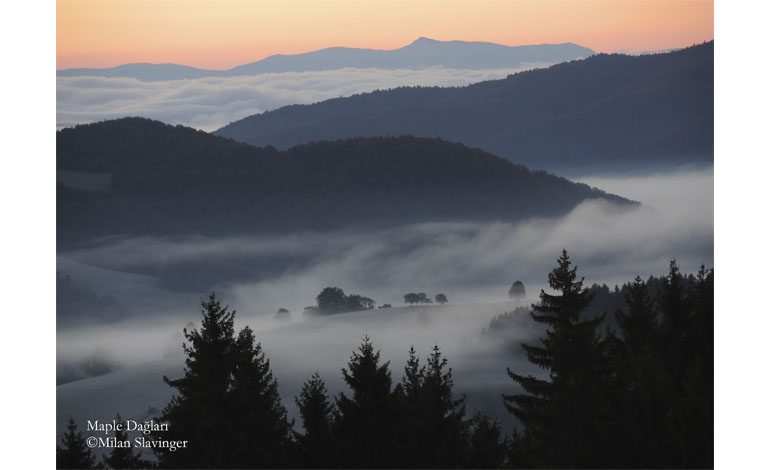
411,36,440,44
58,39,594,81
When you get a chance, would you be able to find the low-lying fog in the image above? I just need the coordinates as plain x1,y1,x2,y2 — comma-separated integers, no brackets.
57,166,713,436
57,65,546,131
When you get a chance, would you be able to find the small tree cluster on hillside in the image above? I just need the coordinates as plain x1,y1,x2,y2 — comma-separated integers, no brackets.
404,292,448,306
316,287,375,313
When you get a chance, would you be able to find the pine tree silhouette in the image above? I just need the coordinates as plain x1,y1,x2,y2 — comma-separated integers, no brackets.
401,346,424,403
294,372,336,467
466,413,506,468
660,259,691,364
101,414,146,469
156,293,292,468
607,276,668,467
503,250,611,467
156,294,235,467
229,326,294,466
333,335,399,467
57,417,95,469
615,276,658,353
418,344,468,467
393,346,424,465
661,262,714,468
393,344,469,467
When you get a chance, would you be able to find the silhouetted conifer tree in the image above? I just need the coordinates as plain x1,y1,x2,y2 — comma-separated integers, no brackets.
394,345,469,467
664,263,714,468
295,372,336,467
689,265,715,469
616,276,658,352
607,276,668,467
690,265,714,383
392,346,423,465
101,414,146,469
57,417,95,469
660,259,690,355
401,346,424,402
229,326,294,466
333,335,399,467
503,250,611,467
156,294,292,468
507,428,533,469
417,344,468,467
156,294,235,467
466,413,506,468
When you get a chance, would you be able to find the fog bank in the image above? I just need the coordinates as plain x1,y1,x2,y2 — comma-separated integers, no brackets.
57,66,543,131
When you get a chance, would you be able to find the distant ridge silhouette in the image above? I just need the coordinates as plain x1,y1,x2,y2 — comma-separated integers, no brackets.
56,38,594,81
216,42,714,174
57,117,633,246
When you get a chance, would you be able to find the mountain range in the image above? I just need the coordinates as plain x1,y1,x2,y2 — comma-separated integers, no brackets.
57,117,631,248
216,42,713,174
56,38,594,81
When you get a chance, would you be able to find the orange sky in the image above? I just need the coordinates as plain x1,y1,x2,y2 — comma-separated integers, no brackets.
57,0,714,70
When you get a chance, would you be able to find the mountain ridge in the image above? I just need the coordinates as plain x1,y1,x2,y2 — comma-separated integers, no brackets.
57,117,633,247
56,38,594,81
215,41,714,174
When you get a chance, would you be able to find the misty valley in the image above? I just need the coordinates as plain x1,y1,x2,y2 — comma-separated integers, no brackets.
56,42,713,469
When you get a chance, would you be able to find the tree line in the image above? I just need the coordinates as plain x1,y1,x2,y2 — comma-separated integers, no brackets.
307,287,450,315
58,250,713,468
404,292,448,306
505,251,713,468
310,286,375,314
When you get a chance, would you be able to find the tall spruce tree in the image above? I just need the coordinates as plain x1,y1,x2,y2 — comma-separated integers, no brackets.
156,294,292,468
401,346,424,403
101,414,146,469
660,259,690,353
229,326,294,466
417,344,468,467
466,413,507,468
608,276,668,467
394,346,424,464
503,250,611,467
57,417,95,469
156,294,235,467
294,372,336,467
665,263,714,468
333,335,399,467
395,345,471,467
615,276,658,353
690,265,714,383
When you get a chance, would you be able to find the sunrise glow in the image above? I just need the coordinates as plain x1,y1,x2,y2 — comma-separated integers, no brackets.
57,0,713,69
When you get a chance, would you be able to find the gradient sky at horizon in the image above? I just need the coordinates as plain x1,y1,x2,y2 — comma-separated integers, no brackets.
57,0,713,70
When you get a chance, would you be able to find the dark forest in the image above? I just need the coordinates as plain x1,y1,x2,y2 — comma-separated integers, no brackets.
58,251,713,469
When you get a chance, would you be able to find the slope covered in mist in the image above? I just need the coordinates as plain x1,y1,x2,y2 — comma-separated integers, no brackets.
57,300,539,440
57,118,632,247
216,42,713,173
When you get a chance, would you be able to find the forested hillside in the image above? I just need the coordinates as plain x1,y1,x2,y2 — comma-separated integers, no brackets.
58,118,632,246
217,42,713,173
